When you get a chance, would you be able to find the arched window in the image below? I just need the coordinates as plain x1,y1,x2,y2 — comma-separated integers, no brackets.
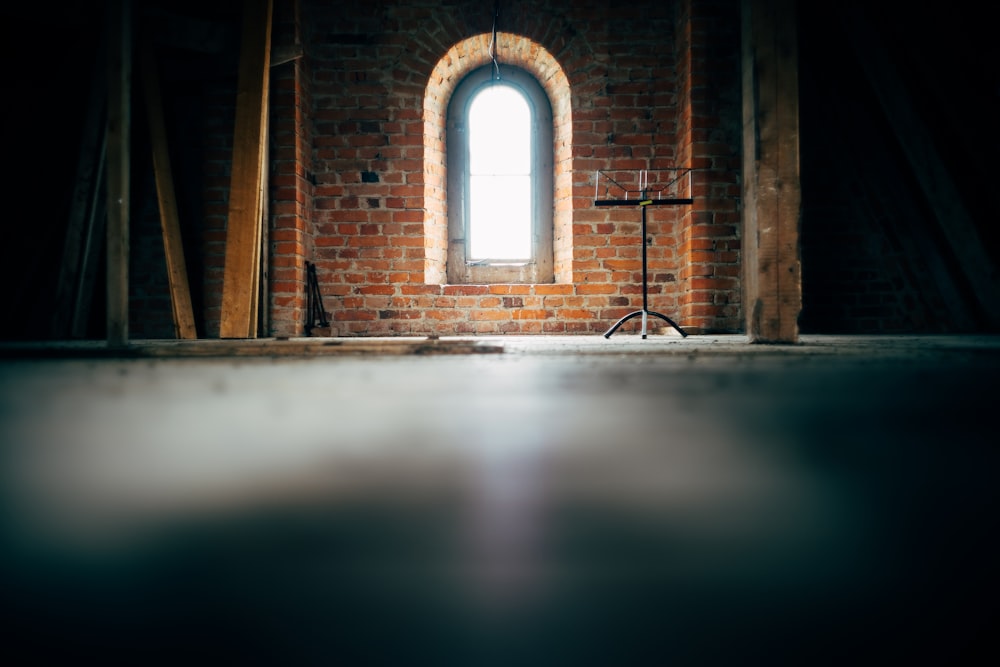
447,64,553,284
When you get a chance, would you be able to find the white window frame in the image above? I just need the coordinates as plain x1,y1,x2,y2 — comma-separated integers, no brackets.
446,64,554,284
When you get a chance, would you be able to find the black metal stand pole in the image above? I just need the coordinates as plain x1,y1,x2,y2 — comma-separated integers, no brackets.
602,192,688,339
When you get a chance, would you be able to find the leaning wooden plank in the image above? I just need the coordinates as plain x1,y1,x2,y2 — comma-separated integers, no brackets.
219,0,273,339
51,35,107,340
253,107,271,340
72,147,108,339
248,133,265,336
106,0,132,347
245,108,265,337
141,41,197,339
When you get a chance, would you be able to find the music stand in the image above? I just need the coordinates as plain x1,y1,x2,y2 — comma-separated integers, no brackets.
594,169,693,339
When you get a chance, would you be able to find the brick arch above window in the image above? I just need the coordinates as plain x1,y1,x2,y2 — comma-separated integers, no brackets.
423,32,573,285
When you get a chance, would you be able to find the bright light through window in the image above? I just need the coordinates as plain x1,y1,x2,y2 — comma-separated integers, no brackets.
468,85,532,261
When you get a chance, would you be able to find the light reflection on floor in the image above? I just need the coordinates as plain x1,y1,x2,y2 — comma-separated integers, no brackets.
1,339,998,665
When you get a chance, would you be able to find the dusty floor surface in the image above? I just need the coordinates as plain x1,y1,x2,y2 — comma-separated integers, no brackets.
1,335,998,665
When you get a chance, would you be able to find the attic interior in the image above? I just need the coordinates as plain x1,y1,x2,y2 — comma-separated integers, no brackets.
1,1,998,665
1,0,997,342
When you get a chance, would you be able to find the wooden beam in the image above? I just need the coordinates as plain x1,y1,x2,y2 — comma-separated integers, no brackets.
841,8,1000,329
106,0,132,347
141,41,198,340
51,37,107,340
72,146,108,339
741,0,802,343
219,0,272,339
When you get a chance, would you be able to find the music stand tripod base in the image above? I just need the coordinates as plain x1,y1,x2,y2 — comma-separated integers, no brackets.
594,167,693,340
604,309,687,339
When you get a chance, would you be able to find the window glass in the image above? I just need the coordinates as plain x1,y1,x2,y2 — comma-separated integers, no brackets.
468,85,532,261
446,64,553,284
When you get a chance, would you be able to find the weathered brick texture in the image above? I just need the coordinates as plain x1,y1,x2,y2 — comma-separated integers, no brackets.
296,0,742,336
131,0,744,337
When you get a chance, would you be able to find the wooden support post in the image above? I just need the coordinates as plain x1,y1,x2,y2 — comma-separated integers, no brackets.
141,41,198,339
741,0,802,343
106,0,132,347
219,0,273,339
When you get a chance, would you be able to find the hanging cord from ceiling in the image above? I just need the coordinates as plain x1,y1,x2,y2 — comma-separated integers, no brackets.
488,0,501,80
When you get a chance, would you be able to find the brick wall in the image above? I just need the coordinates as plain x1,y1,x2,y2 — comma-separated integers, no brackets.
130,177,175,339
26,0,996,341
294,0,742,336
675,0,742,334
800,199,938,333
201,81,237,338
268,0,314,337
796,2,980,334
129,0,743,338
